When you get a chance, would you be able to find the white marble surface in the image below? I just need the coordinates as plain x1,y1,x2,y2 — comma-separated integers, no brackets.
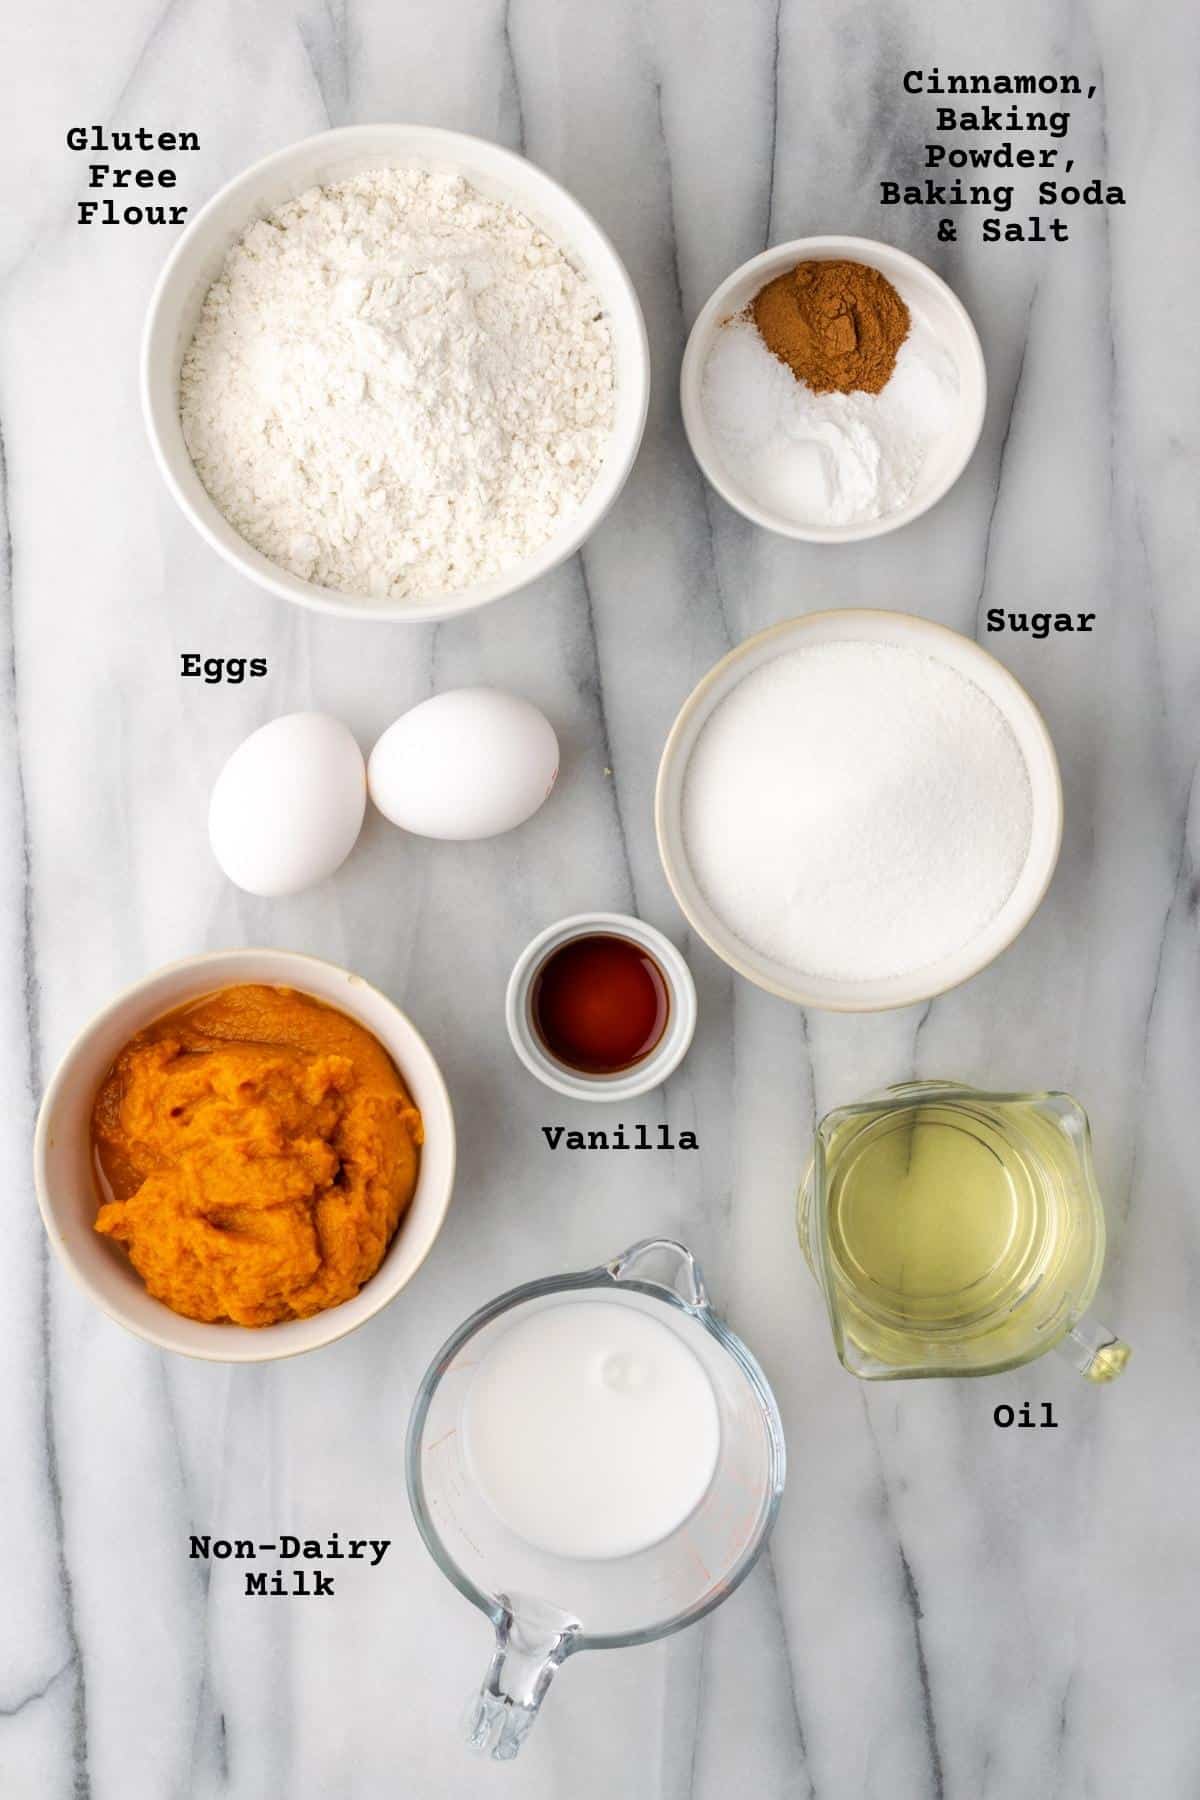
3,1,1197,1795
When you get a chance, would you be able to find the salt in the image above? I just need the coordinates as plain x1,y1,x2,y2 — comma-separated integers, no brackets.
701,315,959,526
681,642,1033,983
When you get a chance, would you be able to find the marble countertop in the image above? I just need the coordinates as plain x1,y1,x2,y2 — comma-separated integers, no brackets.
3,1,1197,1795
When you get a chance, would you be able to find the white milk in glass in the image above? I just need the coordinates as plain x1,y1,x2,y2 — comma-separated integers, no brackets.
461,1301,721,1560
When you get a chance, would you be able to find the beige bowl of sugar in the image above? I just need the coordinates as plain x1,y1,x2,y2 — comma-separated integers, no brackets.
655,610,1062,1012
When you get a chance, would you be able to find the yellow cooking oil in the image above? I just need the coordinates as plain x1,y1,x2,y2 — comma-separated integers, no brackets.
801,1085,1109,1378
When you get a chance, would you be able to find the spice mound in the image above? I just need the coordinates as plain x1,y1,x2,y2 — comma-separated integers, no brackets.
91,985,423,1327
752,258,910,395
180,167,615,603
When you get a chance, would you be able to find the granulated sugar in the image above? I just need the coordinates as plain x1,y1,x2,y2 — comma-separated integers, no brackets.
681,642,1033,982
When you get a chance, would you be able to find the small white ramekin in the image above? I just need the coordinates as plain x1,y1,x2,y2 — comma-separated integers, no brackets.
681,234,986,544
656,611,1063,1013
33,948,456,1362
505,913,698,1102
142,124,650,623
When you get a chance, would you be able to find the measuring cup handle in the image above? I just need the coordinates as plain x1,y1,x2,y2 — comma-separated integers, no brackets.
466,1604,579,1761
1053,1317,1132,1383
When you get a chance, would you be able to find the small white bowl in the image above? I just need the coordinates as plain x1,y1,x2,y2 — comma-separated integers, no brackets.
656,611,1062,1013
506,913,698,1102
33,949,456,1361
681,235,986,543
142,125,650,623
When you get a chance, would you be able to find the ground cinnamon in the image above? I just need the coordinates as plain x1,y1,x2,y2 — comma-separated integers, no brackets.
751,259,910,395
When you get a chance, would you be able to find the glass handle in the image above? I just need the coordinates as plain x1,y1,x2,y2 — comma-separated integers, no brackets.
607,1238,708,1310
1053,1317,1132,1383
466,1601,579,1761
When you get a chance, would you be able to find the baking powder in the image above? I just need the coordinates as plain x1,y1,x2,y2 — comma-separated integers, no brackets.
180,168,614,601
701,316,958,526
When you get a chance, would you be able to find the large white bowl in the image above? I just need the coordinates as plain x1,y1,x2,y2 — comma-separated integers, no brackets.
681,235,986,544
142,125,650,623
655,611,1062,1012
34,949,456,1361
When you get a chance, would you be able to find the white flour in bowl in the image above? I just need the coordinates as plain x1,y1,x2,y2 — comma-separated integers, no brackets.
180,168,615,602
681,641,1033,983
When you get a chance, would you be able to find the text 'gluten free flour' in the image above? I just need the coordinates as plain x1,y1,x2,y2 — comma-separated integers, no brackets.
180,168,614,602
681,641,1033,983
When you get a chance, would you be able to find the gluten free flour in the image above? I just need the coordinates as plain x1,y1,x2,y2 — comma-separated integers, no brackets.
681,642,1033,983
180,168,615,601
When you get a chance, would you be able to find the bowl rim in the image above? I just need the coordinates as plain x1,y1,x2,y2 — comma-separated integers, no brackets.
140,123,651,624
679,233,987,544
504,911,698,1101
654,609,1064,1012
32,946,457,1362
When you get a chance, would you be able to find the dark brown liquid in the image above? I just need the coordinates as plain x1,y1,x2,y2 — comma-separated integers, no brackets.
530,934,670,1075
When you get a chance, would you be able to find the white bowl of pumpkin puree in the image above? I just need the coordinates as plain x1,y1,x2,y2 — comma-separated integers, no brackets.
34,949,455,1361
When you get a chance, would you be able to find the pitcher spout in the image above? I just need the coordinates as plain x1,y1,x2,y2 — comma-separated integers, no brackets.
607,1238,709,1310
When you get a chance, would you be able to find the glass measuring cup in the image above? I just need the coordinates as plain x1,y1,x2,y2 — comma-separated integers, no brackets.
797,1082,1131,1381
405,1239,785,1760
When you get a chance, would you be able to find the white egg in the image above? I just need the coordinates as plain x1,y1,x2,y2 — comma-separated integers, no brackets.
368,688,559,841
209,713,366,897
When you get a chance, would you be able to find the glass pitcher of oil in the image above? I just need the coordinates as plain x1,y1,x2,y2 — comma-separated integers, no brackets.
797,1083,1130,1382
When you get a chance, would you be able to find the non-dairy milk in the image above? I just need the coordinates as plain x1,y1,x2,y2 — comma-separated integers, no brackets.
461,1300,721,1560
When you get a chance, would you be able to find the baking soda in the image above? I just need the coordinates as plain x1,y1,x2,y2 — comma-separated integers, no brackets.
681,642,1033,982
701,315,958,526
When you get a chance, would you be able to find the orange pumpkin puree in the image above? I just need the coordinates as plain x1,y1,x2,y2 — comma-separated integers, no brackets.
91,984,423,1327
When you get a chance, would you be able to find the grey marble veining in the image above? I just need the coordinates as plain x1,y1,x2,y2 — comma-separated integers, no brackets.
2,1,1198,1795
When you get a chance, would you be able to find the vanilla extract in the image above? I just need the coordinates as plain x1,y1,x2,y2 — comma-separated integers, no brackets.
531,932,669,1075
